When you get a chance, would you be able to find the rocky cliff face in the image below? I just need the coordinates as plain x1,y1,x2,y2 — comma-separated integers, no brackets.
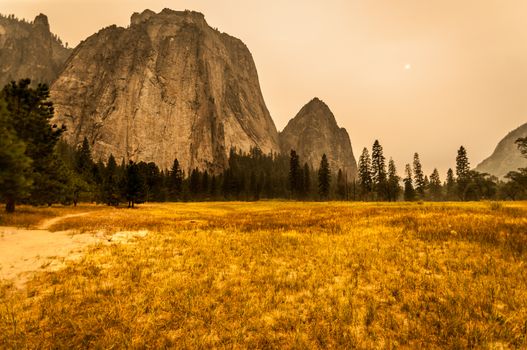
0,13,71,87
50,9,279,172
279,98,357,178
475,123,527,178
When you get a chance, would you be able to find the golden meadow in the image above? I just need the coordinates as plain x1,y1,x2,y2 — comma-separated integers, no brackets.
1,201,527,348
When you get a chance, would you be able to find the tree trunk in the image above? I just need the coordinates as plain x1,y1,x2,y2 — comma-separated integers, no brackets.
5,198,15,213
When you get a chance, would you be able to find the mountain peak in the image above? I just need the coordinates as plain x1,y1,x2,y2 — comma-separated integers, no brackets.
305,97,329,109
33,13,49,30
130,8,206,26
279,99,357,177
294,97,337,127
0,13,70,87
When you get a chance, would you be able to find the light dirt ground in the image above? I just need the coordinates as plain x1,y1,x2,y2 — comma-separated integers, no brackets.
0,213,148,288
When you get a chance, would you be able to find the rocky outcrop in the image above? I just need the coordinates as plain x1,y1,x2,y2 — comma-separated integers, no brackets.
50,9,279,172
475,123,527,178
0,13,71,87
279,98,357,178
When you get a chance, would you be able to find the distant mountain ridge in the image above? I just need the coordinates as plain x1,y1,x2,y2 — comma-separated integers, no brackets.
279,98,357,178
3,9,358,174
0,13,71,87
475,123,527,178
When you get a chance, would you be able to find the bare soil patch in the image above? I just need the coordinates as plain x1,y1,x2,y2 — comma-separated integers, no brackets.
0,213,148,288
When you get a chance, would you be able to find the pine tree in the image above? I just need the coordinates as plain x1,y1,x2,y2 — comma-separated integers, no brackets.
429,168,442,201
413,153,425,198
289,150,301,199
456,146,470,201
387,158,401,202
445,168,456,200
124,161,146,208
371,140,387,200
336,169,346,200
0,99,33,212
358,147,373,200
318,154,331,199
202,170,210,198
403,164,415,201
75,137,94,182
2,79,67,206
101,154,120,206
303,163,311,197
210,175,217,199
189,168,201,198
249,171,259,200
168,159,183,201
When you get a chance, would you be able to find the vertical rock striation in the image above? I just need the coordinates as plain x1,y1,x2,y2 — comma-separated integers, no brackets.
50,9,279,172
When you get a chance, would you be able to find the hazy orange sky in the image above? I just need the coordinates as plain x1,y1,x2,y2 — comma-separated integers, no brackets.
2,0,527,177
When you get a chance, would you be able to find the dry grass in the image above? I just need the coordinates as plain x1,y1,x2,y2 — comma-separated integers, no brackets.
0,204,101,228
1,201,527,348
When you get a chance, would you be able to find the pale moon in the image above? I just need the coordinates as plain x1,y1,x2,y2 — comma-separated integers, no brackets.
405,64,412,70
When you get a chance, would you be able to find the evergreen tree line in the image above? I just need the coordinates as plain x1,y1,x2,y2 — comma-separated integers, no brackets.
357,140,527,202
53,143,342,206
1,79,527,212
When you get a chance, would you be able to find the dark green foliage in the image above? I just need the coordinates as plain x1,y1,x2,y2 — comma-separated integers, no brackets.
1,79,67,209
358,148,373,200
404,164,415,201
75,137,94,182
168,159,184,201
503,169,527,200
221,147,289,200
318,154,331,199
0,98,32,212
210,175,218,198
413,153,425,199
303,163,311,197
139,162,164,202
55,141,91,205
336,169,346,200
30,154,72,206
189,168,201,196
387,158,401,202
124,161,146,208
445,168,456,200
371,140,387,200
456,146,470,200
288,150,302,199
463,171,497,201
429,168,442,201
101,154,121,206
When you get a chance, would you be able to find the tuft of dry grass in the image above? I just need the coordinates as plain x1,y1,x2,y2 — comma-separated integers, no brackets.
1,201,527,348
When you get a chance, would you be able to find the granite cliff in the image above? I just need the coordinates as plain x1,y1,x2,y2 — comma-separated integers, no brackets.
51,9,279,172
279,98,357,177
0,13,71,87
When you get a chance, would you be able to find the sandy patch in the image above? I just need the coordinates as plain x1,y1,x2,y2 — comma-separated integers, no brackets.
0,219,149,288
